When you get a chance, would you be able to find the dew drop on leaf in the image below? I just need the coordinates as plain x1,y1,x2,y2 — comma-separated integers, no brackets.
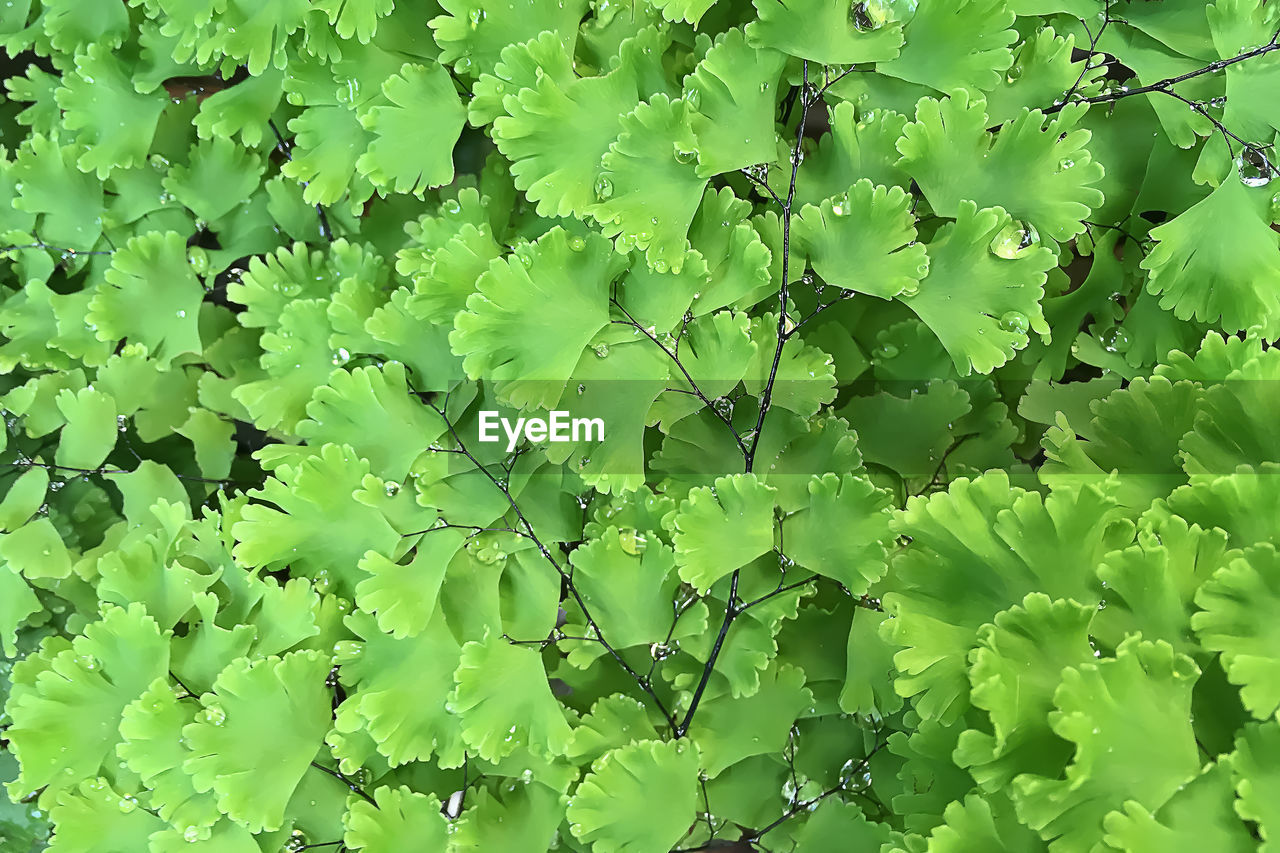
594,175,614,200
593,343,609,358
998,310,1029,334
619,527,647,555
455,56,473,74
568,235,586,251
1237,149,1276,188
875,343,899,360
1100,325,1131,353
384,481,400,497
674,147,697,165
117,795,138,814
988,220,1040,258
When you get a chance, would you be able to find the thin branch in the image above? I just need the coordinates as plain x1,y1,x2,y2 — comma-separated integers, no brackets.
1047,31,1280,119
610,298,750,460
267,119,334,242
418,394,679,732
308,762,376,806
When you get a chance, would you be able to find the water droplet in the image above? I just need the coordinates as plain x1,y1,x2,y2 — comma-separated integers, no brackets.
313,570,332,595
455,56,473,74
684,88,701,110
333,641,363,662
468,7,486,27
674,147,697,165
989,220,1040,259
284,829,308,853
652,259,669,273
594,175,614,200
875,343,899,360
384,481,400,497
593,343,609,358
1208,96,1227,109
76,654,99,671
1057,157,1075,171
331,347,350,366
1005,64,1023,84
441,198,462,215
568,235,586,251
183,825,204,843
649,642,673,661
200,705,226,727
849,0,882,31
619,527,648,555
117,795,138,814
1100,325,1131,353
1237,149,1276,188
830,194,849,216
998,310,1029,334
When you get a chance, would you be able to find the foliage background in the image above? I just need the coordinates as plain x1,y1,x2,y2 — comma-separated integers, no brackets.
1,0,1279,850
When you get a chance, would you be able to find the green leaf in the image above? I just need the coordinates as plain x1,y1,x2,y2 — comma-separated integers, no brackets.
429,0,588,79
296,361,444,482
1230,720,1280,851
281,105,374,206
593,94,710,272
567,526,683,649
690,663,813,778
356,63,466,197
955,594,1095,791
1192,543,1280,720
1140,167,1280,336
449,632,573,763
0,558,40,657
782,473,892,595
684,28,787,178
450,228,627,410
55,44,167,178
118,677,222,832
44,778,166,852
1102,759,1255,853
53,386,116,471
794,179,929,299
182,650,333,833
746,0,904,64
884,472,1126,723
85,231,204,368
877,0,1016,93
343,785,448,851
900,201,1056,375
334,609,467,767
5,604,169,804
163,137,265,223
1011,638,1202,852
232,443,400,597
565,739,701,853
673,473,777,592
896,93,1104,242
492,35,646,220
353,532,459,640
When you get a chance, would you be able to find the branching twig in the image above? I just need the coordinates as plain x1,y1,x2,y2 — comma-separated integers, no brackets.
416,393,680,732
267,119,334,243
